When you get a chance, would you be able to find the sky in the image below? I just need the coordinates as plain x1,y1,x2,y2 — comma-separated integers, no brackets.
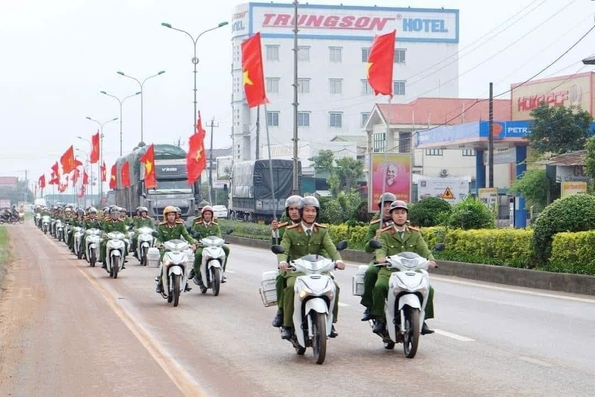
1,0,594,191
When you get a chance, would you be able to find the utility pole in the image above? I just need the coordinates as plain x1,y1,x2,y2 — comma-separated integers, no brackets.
206,117,219,205
488,82,494,188
291,0,300,195
24,170,28,203
255,107,260,160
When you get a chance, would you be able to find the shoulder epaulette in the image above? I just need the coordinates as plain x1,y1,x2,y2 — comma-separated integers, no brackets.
193,218,203,224
314,223,326,228
407,225,420,232
370,219,380,225
175,219,185,224
278,221,289,229
287,223,299,230
380,226,393,233
158,221,167,225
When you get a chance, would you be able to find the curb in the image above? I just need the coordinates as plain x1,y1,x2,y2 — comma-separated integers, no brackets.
226,235,595,296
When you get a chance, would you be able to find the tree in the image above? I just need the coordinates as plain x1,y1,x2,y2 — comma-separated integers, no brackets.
409,197,452,227
526,103,592,156
584,137,595,181
510,169,548,211
334,157,364,193
309,150,335,175
447,196,495,230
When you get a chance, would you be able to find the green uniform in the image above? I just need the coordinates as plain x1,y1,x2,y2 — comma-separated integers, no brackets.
131,216,156,253
273,221,297,310
155,221,196,285
99,218,129,263
371,225,435,320
192,219,230,277
278,223,342,328
81,217,103,252
67,217,85,250
360,217,393,308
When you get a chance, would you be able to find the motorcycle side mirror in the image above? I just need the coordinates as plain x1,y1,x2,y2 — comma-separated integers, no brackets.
151,231,159,238
226,228,234,235
433,243,445,252
335,240,348,251
368,240,382,249
271,245,285,255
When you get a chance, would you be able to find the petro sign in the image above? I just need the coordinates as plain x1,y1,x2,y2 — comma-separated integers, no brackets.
243,3,459,43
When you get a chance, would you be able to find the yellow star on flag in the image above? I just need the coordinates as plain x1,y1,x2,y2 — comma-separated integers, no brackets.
243,70,254,86
145,161,153,174
366,62,373,78
195,147,203,162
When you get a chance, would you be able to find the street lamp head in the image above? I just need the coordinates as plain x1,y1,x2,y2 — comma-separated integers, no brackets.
218,21,229,28
86,116,92,120
135,91,141,95
161,22,172,28
100,91,107,95
582,55,595,65
158,70,166,75
112,117,118,121
117,71,125,76
77,136,83,139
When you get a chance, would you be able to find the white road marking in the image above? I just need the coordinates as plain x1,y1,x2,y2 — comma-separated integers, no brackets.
434,329,476,342
338,302,349,307
518,356,552,367
225,270,236,274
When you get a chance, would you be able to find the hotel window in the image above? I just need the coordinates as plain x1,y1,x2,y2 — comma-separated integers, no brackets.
329,78,342,94
266,111,279,127
399,132,411,153
298,46,310,62
393,81,406,96
462,149,476,156
298,111,310,127
329,112,343,128
329,46,342,63
361,79,372,95
425,149,443,156
373,132,386,152
266,77,279,94
266,45,279,61
395,49,406,64
298,78,310,93
361,112,370,127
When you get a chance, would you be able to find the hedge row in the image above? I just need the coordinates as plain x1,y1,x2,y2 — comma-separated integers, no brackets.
218,220,595,275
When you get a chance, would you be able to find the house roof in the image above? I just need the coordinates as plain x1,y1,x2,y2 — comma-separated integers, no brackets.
540,150,587,166
330,135,367,146
373,97,511,127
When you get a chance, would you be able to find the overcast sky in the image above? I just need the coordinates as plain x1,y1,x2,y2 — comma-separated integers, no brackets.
1,0,594,190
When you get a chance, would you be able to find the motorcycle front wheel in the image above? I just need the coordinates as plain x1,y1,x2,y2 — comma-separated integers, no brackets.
311,312,327,365
172,274,181,307
211,267,221,296
403,308,420,359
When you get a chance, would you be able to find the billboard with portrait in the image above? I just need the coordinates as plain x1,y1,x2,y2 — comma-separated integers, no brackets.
368,153,411,211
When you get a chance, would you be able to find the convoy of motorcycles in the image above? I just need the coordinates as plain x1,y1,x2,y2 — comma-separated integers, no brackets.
31,206,436,365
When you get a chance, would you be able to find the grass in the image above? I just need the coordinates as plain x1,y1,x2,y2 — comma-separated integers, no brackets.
0,226,8,289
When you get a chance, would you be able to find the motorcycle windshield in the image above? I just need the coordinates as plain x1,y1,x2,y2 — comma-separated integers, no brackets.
137,227,154,234
163,239,189,252
107,232,126,240
293,255,328,271
390,252,428,271
201,236,224,246
86,229,101,235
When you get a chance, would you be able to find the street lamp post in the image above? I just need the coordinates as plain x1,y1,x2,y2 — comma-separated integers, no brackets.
161,20,228,203
100,91,141,156
85,116,118,204
116,70,165,144
75,147,92,200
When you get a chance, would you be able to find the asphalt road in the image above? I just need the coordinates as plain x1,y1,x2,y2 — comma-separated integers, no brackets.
0,222,594,396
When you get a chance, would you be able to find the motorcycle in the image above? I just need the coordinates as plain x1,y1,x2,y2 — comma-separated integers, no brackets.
18,211,24,224
365,240,435,359
136,226,155,266
194,234,230,296
104,231,127,279
35,213,41,227
84,228,101,267
42,215,51,234
156,236,191,307
55,220,64,241
72,226,85,259
269,240,347,365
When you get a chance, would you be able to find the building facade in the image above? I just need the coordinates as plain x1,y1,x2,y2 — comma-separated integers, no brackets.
231,2,460,161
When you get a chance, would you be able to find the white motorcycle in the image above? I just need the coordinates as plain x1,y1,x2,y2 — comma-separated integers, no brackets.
195,235,229,296
136,226,155,266
366,240,433,358
55,220,64,241
157,238,191,307
72,226,85,259
270,240,347,365
35,213,41,228
84,228,102,267
42,216,51,234
104,231,127,279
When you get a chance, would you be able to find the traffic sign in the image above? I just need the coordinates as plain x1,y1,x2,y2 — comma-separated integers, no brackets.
442,187,455,200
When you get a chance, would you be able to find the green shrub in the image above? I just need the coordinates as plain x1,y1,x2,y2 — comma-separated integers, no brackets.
547,231,595,275
532,194,595,265
219,220,270,240
409,197,452,227
447,196,495,230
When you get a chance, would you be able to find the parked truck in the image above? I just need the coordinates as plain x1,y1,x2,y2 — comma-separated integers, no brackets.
229,159,301,223
114,144,199,220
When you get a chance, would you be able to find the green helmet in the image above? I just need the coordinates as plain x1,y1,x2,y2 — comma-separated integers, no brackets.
199,200,210,208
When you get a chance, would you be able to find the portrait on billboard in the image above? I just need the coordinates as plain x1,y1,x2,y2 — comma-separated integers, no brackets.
368,153,411,210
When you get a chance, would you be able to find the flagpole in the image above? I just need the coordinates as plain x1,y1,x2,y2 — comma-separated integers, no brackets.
379,96,392,229
263,103,278,240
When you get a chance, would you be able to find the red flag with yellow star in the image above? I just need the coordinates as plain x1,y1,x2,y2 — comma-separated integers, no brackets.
109,164,117,190
241,32,268,108
60,145,76,174
186,128,206,185
139,144,156,189
366,30,396,97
